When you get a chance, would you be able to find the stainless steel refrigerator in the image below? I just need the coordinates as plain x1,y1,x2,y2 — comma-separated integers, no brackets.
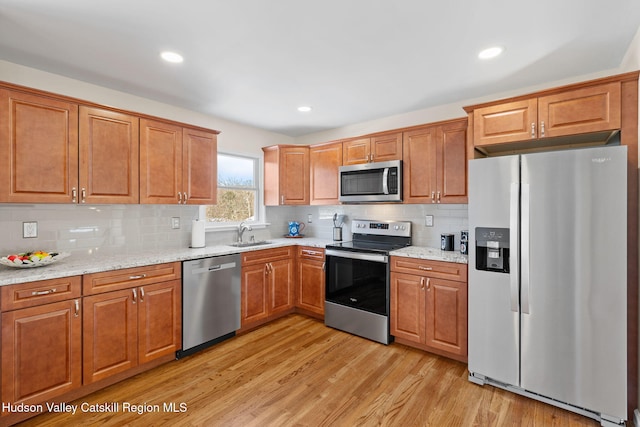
468,145,627,425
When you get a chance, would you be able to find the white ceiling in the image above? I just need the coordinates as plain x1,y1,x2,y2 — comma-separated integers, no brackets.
1,1,639,137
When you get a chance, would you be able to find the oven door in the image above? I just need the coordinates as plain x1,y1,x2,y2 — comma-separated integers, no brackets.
325,249,389,316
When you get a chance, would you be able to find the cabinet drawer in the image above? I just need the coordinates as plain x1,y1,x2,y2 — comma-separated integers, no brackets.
1,276,82,311
242,247,294,266
83,262,181,295
390,257,467,282
298,246,325,261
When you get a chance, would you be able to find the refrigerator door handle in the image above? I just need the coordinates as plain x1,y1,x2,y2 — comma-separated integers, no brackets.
521,183,531,314
510,183,519,313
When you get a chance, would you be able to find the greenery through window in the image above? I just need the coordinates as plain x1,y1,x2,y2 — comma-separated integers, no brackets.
205,153,259,223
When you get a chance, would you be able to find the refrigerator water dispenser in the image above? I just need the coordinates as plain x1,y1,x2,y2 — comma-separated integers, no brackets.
475,227,510,273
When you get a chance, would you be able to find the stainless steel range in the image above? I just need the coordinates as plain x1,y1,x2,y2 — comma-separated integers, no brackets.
324,219,411,344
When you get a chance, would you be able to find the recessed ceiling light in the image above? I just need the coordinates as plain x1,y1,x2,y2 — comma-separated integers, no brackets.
297,106,312,112
478,46,504,60
160,51,184,63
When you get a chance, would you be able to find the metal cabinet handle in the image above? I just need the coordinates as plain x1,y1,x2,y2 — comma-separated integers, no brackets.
418,266,433,271
183,192,188,204
72,187,77,203
139,287,145,302
178,192,182,204
81,188,86,203
281,195,284,205
132,288,137,303
540,120,545,138
32,288,56,296
420,277,425,290
531,122,536,138
436,191,441,203
431,191,435,203
129,274,147,280
370,153,374,162
74,299,80,317
426,278,431,291
322,262,325,272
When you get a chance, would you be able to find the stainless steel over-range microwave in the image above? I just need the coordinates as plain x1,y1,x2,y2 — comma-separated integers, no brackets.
339,160,402,203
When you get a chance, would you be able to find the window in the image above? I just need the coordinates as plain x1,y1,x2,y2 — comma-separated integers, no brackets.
203,153,260,225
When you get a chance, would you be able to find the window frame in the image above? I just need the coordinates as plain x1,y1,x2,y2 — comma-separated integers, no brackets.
200,152,266,230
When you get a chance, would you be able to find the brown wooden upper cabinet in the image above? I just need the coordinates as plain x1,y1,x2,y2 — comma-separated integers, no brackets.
140,119,218,205
263,145,310,205
79,106,139,204
470,82,621,148
0,89,79,203
310,141,342,205
403,118,467,204
342,132,402,165
0,90,139,204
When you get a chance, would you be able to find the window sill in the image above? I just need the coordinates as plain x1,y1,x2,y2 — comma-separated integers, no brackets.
204,223,271,232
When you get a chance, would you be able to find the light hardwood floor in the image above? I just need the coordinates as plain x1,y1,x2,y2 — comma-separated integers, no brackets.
18,314,598,426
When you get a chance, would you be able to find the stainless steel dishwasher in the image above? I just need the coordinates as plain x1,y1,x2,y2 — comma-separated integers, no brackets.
177,253,241,358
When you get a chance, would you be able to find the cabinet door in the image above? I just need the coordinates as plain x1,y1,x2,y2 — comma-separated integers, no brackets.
390,272,425,344
402,125,438,203
310,142,342,205
342,137,371,165
538,82,621,138
371,132,402,162
268,259,294,316
1,299,82,406
79,106,139,204
425,277,467,357
437,120,467,203
473,99,537,147
242,263,269,325
83,289,137,384
280,146,309,205
0,89,79,203
140,119,183,204
297,258,325,315
182,127,217,205
138,281,181,364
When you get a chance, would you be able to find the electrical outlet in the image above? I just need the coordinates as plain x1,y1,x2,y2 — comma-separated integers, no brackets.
171,217,180,229
307,214,313,223
23,221,38,238
425,215,434,227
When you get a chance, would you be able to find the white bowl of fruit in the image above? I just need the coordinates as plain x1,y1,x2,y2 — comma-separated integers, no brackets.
0,251,70,268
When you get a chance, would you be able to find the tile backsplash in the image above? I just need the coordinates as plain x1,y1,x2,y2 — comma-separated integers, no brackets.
0,203,468,257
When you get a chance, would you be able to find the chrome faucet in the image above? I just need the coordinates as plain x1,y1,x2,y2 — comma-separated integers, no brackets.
237,222,252,243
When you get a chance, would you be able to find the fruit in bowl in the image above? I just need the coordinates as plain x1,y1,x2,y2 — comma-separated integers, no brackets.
0,251,69,268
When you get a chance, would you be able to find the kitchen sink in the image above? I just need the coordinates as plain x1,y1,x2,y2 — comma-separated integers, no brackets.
229,240,272,248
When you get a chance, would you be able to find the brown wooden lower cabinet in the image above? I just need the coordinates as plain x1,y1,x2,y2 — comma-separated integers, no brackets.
390,256,468,362
296,247,325,316
83,280,181,384
1,299,82,408
241,247,295,329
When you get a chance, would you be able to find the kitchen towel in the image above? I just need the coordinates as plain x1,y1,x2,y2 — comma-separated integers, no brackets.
191,219,206,248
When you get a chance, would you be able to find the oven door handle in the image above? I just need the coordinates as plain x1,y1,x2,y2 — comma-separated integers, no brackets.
325,249,388,263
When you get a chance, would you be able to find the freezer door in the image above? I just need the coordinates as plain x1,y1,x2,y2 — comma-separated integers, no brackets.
520,146,627,419
468,155,520,386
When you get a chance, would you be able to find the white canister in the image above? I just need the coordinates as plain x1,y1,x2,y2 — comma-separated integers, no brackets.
191,219,206,248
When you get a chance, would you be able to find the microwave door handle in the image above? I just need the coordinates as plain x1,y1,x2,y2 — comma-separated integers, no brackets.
382,168,389,195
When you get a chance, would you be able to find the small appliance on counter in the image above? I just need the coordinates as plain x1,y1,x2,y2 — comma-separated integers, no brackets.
440,233,454,251
332,213,346,241
460,230,469,255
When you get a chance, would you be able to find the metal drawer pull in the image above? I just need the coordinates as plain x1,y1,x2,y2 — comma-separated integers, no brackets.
74,299,80,317
129,274,147,280
32,288,56,296
418,266,433,271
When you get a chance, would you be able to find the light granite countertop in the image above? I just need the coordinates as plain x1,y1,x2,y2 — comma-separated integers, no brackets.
0,238,466,286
